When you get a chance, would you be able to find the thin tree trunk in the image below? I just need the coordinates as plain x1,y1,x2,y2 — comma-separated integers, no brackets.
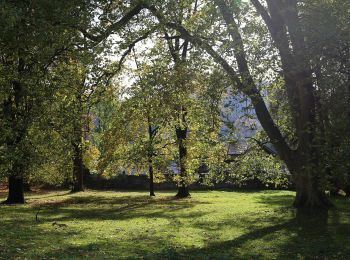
71,142,84,192
4,175,25,204
162,21,191,198
147,120,157,197
175,127,190,198
149,160,155,196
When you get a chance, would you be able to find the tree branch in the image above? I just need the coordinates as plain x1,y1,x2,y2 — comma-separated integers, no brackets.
247,137,277,156
79,1,148,43
116,29,155,72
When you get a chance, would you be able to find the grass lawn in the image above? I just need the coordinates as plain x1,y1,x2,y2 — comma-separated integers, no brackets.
0,190,349,259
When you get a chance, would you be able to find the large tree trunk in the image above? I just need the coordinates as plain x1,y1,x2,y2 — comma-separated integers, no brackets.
175,127,190,198
71,142,84,192
292,172,332,210
176,185,190,198
4,175,25,204
3,61,26,204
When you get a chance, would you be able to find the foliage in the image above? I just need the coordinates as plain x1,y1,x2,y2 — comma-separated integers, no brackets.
0,0,86,182
1,0,349,203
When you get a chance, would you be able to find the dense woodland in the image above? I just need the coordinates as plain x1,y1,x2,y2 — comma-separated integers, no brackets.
1,0,349,212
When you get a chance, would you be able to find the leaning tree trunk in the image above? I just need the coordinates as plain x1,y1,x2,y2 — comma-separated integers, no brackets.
175,127,190,198
71,142,84,192
5,175,25,204
212,0,333,210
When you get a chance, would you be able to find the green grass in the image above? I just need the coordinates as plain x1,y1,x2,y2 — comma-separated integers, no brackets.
0,190,349,259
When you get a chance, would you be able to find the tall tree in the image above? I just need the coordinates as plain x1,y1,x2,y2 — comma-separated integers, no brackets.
138,0,350,209
47,39,115,191
302,0,350,195
0,0,81,203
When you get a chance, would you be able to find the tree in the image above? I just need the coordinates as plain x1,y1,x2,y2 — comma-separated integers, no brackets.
95,29,226,197
140,0,349,210
0,0,82,203
97,63,171,196
302,0,350,196
74,0,163,193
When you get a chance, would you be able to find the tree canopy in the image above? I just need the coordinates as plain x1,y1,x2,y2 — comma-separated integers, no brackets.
1,0,349,210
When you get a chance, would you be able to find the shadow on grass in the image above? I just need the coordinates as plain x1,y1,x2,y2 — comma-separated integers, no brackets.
36,209,350,259
256,193,295,206
1,191,349,259
148,209,349,259
152,191,350,259
190,196,350,259
26,194,211,223
27,191,72,200
0,193,211,258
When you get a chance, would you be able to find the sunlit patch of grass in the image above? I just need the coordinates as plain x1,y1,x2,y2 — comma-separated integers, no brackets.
0,190,349,259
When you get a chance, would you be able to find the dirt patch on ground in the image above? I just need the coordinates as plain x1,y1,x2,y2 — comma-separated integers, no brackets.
0,184,7,198
30,199,69,208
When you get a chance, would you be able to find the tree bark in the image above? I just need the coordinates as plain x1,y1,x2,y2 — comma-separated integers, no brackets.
71,142,84,192
147,120,157,197
292,172,332,210
162,24,191,198
4,175,25,204
175,127,191,198
176,185,190,198
3,66,26,204
148,160,155,196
